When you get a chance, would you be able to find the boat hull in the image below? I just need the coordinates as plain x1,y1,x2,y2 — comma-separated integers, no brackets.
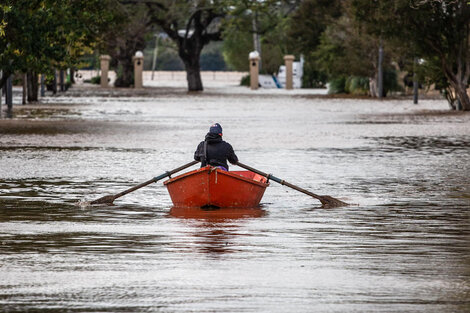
164,166,269,208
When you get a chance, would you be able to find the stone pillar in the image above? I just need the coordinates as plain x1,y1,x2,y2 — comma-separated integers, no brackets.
100,55,111,88
284,55,295,90
249,51,260,90
133,51,144,89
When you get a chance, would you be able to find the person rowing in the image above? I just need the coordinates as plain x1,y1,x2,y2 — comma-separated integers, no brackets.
194,123,238,171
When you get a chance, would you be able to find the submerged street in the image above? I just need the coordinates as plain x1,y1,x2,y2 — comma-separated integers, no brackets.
0,85,469,312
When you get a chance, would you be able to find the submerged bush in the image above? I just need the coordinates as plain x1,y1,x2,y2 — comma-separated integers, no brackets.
84,76,101,84
240,74,250,87
328,76,346,94
345,76,369,95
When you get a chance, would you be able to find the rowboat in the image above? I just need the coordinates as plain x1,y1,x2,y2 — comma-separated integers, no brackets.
163,166,269,208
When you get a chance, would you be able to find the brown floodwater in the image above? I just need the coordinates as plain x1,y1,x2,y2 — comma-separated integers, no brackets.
0,86,469,312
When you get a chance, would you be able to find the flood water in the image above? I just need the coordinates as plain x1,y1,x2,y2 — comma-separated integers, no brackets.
0,85,469,312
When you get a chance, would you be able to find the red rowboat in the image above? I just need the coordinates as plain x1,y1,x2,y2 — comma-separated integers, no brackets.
163,166,269,208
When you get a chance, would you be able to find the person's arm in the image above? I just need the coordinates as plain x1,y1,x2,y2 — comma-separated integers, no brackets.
194,142,203,161
227,144,238,164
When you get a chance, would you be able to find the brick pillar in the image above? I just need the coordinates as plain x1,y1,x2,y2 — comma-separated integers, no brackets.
249,51,260,90
284,55,295,90
133,51,144,89
99,55,111,88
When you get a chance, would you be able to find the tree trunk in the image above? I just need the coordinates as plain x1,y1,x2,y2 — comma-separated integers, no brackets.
369,77,377,97
22,74,27,105
0,70,12,90
59,70,65,92
442,49,470,111
453,82,470,111
184,55,203,91
52,70,57,94
70,68,75,84
114,58,134,87
27,71,39,102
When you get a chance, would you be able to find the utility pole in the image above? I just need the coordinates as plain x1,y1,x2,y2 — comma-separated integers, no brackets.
377,41,384,99
413,57,419,104
252,11,262,72
151,34,159,80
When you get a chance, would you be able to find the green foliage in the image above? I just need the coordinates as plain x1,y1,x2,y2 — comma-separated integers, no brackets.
328,76,346,94
200,42,227,71
102,3,149,87
156,49,184,70
0,0,115,87
314,16,392,79
90,76,101,85
222,29,251,71
345,76,369,95
139,0,231,90
286,0,342,55
284,0,341,88
222,0,297,74
383,69,403,95
240,74,250,86
301,55,328,88
351,0,470,109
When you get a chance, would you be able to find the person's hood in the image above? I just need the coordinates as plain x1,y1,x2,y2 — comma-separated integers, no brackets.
205,132,223,143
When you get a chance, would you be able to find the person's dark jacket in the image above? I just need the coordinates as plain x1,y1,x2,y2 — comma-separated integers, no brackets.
194,133,238,170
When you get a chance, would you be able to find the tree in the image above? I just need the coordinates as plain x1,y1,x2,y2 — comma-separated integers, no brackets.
313,15,401,96
284,0,341,87
0,0,115,98
103,4,151,87
351,0,470,110
223,1,300,75
122,0,228,91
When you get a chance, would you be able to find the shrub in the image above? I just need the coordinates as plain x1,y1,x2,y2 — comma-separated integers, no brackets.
345,76,369,95
240,74,250,86
328,76,346,94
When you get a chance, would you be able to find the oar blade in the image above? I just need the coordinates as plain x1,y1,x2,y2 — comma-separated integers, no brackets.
90,195,116,205
319,195,348,208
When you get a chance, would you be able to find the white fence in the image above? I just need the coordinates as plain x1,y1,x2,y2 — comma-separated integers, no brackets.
75,70,247,87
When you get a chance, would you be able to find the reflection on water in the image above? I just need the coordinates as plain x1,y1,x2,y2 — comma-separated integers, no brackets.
169,206,266,220
0,92,469,312
169,207,267,255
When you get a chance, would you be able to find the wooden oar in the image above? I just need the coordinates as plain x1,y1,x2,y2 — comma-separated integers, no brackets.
90,160,199,205
236,161,348,208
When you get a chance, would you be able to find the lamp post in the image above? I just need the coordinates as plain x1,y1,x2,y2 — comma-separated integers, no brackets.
378,42,384,99
413,57,419,104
